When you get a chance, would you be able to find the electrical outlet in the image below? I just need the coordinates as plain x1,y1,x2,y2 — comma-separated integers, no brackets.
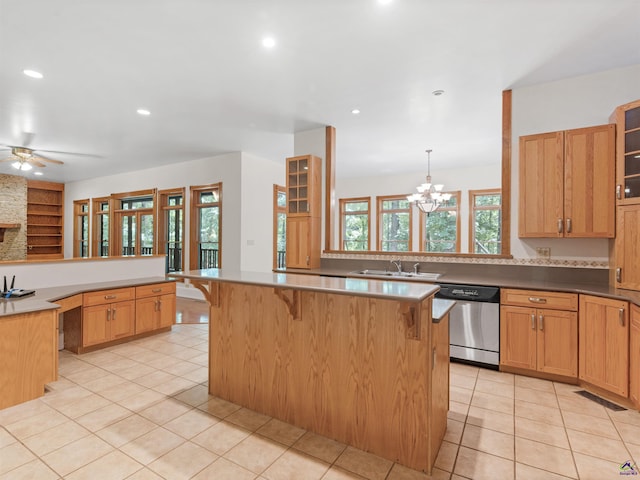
536,247,551,259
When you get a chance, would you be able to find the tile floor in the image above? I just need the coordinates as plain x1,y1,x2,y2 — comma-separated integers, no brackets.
1,322,640,479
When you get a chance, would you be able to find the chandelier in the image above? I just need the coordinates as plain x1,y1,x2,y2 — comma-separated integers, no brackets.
406,149,451,213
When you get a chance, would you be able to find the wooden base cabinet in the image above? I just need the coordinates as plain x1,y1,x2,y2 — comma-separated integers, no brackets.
285,216,320,269
630,304,640,407
500,289,578,378
135,282,177,333
579,295,629,397
82,300,135,347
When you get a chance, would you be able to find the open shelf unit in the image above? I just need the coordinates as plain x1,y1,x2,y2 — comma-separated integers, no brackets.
27,180,64,259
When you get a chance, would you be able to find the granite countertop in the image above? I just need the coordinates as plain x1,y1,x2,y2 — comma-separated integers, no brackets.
0,277,172,318
171,269,440,303
432,298,456,323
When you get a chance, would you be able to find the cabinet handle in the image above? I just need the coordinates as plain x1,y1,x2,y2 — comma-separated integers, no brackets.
112,307,116,320
616,268,622,283
566,218,572,233
306,255,310,266
432,347,437,370
104,295,116,300
106,308,111,321
616,184,622,200
531,314,536,330
152,288,162,293
528,297,547,304
557,219,563,234
619,307,625,327
158,299,162,311
539,314,544,331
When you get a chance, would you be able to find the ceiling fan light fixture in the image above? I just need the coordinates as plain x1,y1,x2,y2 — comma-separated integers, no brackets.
11,161,32,171
34,171,43,176
23,69,43,79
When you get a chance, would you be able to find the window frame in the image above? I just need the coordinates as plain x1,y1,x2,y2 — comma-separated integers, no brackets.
273,184,287,270
111,188,157,257
376,194,413,252
158,187,185,274
469,188,502,254
190,182,223,270
339,197,371,251
91,197,111,257
419,191,461,253
73,199,90,258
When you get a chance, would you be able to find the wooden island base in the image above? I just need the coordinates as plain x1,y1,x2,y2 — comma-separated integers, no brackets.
189,276,449,473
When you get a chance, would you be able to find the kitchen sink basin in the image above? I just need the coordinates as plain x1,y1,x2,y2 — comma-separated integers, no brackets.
353,269,441,281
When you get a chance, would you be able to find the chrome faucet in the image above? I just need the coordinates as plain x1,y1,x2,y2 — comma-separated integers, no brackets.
390,259,403,273
413,263,420,274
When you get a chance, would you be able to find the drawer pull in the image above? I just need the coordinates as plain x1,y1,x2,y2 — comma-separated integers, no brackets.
104,295,116,300
619,307,625,327
539,314,544,331
152,288,162,293
528,297,547,304
531,314,536,330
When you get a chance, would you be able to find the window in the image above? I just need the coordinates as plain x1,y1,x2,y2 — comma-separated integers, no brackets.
92,197,110,257
340,197,370,250
158,188,185,273
73,199,89,258
420,191,460,253
273,185,286,269
112,189,156,256
377,195,412,251
470,189,502,254
190,183,222,269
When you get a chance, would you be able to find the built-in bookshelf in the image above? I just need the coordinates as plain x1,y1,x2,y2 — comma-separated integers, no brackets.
26,180,64,259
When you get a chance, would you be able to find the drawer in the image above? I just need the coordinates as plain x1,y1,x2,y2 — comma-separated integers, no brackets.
54,294,82,312
136,282,176,299
501,288,578,311
83,287,135,307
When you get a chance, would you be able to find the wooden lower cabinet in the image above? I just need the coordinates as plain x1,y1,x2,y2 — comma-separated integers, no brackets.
136,293,176,333
286,216,320,269
579,295,629,397
629,304,640,407
82,300,135,347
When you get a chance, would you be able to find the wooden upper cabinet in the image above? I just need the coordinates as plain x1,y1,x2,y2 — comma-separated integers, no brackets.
519,125,615,238
612,98,640,205
286,155,321,217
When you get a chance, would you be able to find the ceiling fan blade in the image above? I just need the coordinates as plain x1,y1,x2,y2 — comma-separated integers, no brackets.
0,158,17,163
34,155,64,165
29,159,47,168
34,149,102,158
21,132,35,147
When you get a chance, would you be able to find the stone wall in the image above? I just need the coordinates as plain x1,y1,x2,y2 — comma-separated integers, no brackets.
0,174,27,261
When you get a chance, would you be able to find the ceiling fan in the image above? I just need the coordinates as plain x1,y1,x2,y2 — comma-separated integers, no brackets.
0,133,69,171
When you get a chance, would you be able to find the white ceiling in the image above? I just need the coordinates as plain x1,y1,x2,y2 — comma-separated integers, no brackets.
1,0,639,184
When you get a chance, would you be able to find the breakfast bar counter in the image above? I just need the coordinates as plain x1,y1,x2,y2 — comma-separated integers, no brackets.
172,269,449,473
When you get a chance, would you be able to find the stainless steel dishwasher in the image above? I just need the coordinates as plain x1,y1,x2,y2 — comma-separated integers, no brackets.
435,283,500,369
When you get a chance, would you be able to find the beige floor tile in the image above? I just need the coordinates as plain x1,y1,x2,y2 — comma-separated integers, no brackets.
515,437,576,478
58,357,94,376
173,384,211,407
321,466,368,479
133,369,177,388
472,391,514,415
514,386,559,408
561,410,620,440
0,442,36,475
82,373,128,393
39,384,94,409
514,399,563,427
443,418,465,444
626,442,640,465
170,347,204,361
475,378,515,399
41,434,114,477
151,376,197,396
4,408,68,439
293,431,347,464
0,459,58,480
65,450,143,480
257,418,306,446
54,392,112,419
192,457,257,480
100,357,141,373
224,434,287,474
453,446,514,480
138,398,193,425
119,427,185,465
163,408,220,439
467,405,514,435
0,398,54,426
181,365,209,383
22,419,91,456
0,428,15,449
616,420,640,446
573,452,626,480
99,380,148,402
334,446,393,480
566,428,631,462
609,409,640,428
116,364,157,381
386,463,437,480
552,382,582,398
96,414,158,447
198,396,243,418
224,407,271,430
117,388,166,411
450,363,479,378
515,462,572,479
556,393,608,418
461,424,514,460
449,373,477,390
477,369,514,385
75,403,132,432
514,375,555,393
448,401,469,423
160,359,200,376
434,441,459,472
146,354,178,370
192,421,252,455
450,386,473,405
262,449,330,480
148,441,218,480
514,417,570,449
120,468,165,479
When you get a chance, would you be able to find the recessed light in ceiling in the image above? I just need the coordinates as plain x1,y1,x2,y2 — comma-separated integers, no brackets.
432,90,445,96
378,0,393,4
262,37,276,48
34,171,43,176
23,69,43,79
351,109,361,115
137,109,151,116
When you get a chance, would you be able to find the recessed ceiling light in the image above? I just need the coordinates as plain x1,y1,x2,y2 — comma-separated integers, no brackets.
137,109,151,116
23,69,43,79
351,109,361,115
34,171,43,176
432,90,445,96
378,0,393,5
262,37,276,48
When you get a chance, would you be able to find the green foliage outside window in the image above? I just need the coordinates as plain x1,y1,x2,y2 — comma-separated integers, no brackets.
473,193,502,254
424,196,457,252
343,200,369,250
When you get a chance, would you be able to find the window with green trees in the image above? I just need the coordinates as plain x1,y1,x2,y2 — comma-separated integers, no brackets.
190,183,222,269
470,189,502,254
73,199,89,258
421,191,460,253
377,195,412,251
159,188,185,273
340,197,370,250
273,185,287,269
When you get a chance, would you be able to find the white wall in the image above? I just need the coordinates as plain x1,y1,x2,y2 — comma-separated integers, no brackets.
511,63,640,262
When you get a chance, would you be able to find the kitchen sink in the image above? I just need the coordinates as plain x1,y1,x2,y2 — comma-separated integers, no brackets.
353,269,441,281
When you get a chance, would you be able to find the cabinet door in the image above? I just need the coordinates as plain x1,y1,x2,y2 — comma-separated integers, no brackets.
110,300,135,340
136,296,158,334
286,217,310,268
630,304,640,407
519,132,564,237
536,309,578,377
158,293,176,329
615,205,640,290
564,125,615,238
579,295,629,397
500,305,537,370
82,305,110,347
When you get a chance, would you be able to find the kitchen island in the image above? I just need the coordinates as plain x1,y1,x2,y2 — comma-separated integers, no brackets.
172,269,451,473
